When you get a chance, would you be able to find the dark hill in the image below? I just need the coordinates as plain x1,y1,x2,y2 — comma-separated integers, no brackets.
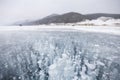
18,12,120,25
85,13,120,20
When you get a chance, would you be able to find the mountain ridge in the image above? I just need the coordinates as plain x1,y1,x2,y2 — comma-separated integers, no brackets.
16,12,120,26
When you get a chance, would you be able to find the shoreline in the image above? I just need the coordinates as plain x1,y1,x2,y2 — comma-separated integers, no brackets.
0,26,120,35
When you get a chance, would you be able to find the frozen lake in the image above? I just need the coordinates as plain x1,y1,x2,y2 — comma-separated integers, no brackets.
0,26,120,80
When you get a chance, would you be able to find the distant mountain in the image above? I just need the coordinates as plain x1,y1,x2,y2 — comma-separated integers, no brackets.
18,12,120,26
85,13,120,20
44,14,59,18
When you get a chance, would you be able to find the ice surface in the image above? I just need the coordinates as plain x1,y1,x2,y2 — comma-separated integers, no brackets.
0,26,120,80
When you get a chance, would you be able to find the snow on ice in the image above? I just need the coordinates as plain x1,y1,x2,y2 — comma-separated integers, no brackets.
0,25,120,80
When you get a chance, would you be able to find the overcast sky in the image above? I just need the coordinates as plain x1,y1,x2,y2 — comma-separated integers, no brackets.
0,0,120,25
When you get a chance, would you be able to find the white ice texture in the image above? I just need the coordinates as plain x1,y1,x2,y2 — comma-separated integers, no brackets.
0,30,120,80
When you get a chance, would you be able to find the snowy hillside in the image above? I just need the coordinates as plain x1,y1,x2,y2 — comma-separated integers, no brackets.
0,26,120,80
48,17,120,26
77,17,120,26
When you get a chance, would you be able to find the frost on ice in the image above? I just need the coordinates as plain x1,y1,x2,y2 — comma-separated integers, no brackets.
0,31,120,80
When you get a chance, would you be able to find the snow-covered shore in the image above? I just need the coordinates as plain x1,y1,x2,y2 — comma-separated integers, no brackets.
0,26,120,35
